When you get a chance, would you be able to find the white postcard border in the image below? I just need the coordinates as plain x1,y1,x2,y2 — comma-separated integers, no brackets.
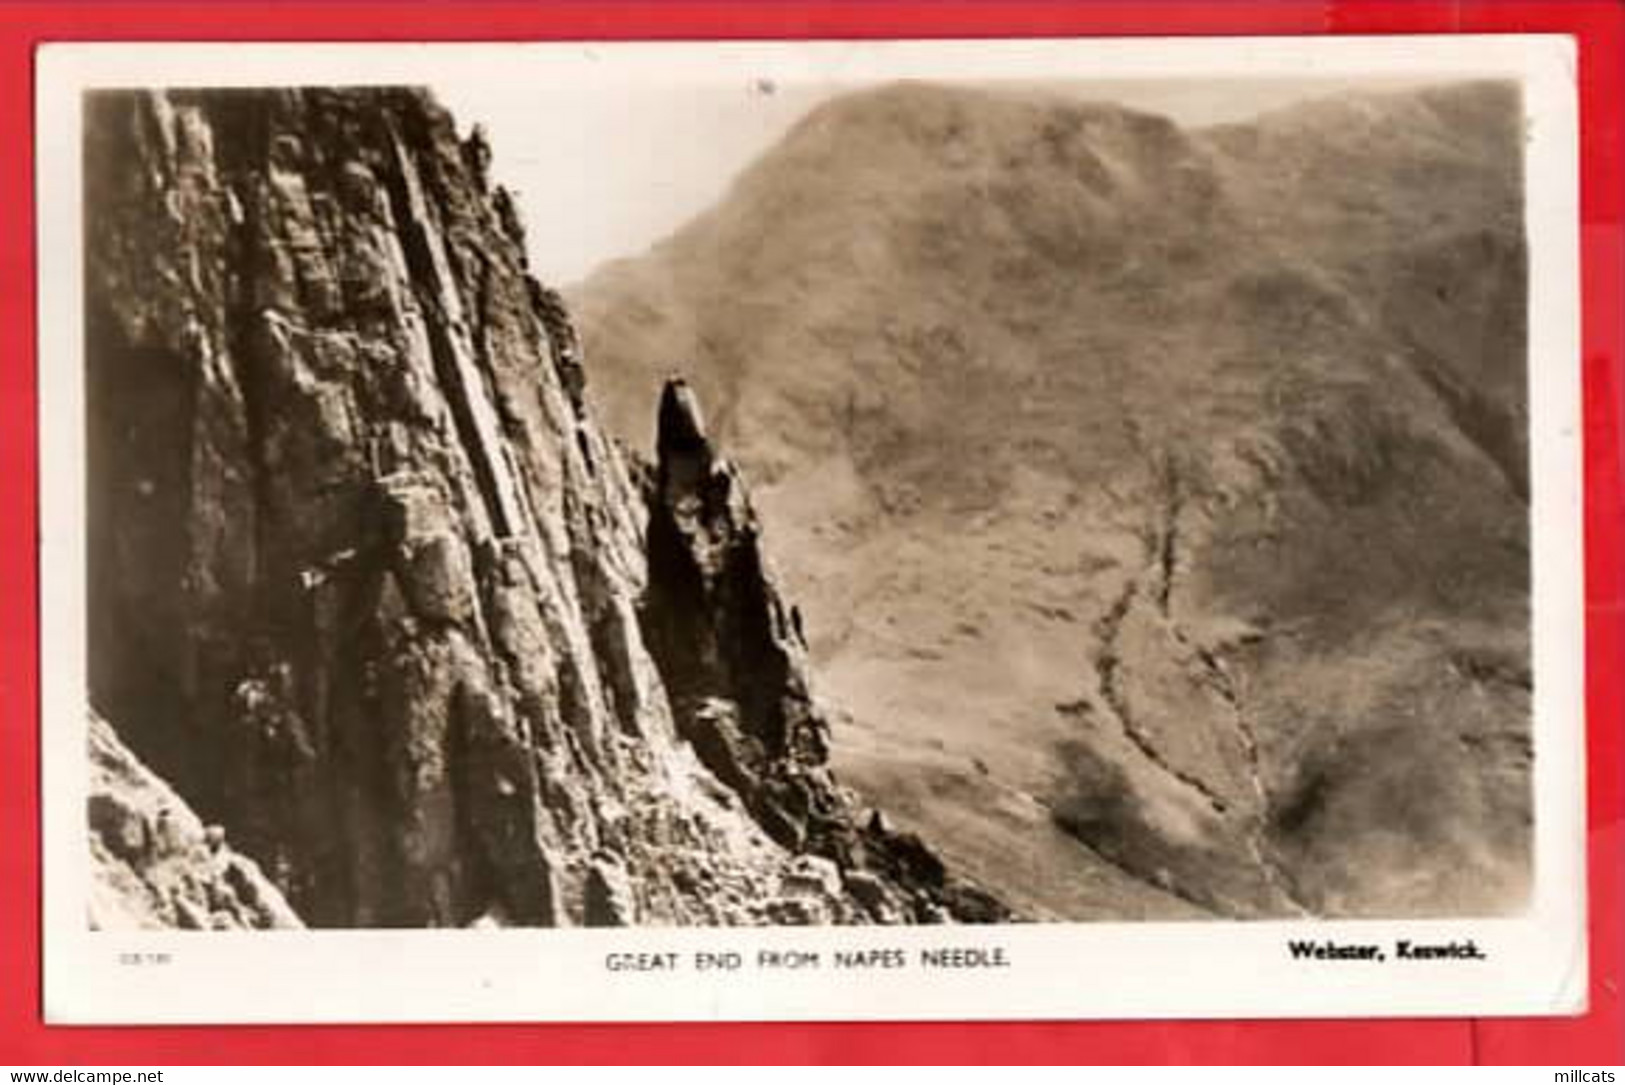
35,35,1585,1024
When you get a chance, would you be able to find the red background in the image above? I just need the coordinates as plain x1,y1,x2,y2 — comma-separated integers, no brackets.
1,0,1619,1066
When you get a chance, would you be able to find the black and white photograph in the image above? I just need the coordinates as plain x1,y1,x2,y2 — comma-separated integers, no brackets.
39,37,1584,1022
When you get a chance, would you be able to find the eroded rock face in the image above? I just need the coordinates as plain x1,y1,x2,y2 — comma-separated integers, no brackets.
641,378,1011,922
89,711,302,931
84,87,1002,928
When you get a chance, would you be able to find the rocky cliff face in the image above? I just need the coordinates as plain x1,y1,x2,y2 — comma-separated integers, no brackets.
641,379,1005,922
84,87,1000,927
89,710,302,930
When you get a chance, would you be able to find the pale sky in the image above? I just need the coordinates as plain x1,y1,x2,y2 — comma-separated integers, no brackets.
56,39,1508,286
434,71,1447,286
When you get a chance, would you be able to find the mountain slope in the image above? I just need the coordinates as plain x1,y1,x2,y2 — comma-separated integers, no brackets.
573,79,1531,918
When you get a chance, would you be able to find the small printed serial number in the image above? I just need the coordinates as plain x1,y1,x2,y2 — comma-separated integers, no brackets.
117,951,172,966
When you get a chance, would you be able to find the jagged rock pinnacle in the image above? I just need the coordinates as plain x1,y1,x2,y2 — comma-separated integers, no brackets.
657,376,710,460
638,372,1011,922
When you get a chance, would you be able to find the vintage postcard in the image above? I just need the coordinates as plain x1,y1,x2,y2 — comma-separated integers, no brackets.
36,35,1583,1022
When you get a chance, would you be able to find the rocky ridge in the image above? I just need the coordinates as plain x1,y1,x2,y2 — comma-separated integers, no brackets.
89,710,302,930
85,87,1003,927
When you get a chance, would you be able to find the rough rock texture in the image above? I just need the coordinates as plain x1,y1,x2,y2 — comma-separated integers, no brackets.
85,87,999,927
89,711,302,930
641,378,1010,921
